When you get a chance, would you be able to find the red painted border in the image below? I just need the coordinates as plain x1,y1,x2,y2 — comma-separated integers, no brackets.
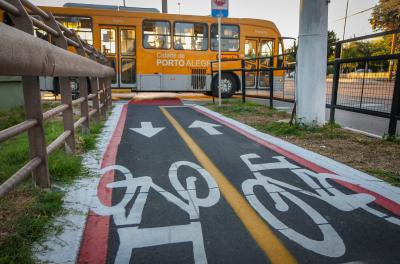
129,98,182,105
78,104,128,264
192,106,400,216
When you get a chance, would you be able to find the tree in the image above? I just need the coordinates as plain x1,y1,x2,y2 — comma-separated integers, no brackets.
289,30,338,63
328,30,339,61
285,42,297,63
369,0,400,78
369,0,400,31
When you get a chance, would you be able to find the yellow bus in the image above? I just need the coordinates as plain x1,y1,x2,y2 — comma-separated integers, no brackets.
3,3,286,98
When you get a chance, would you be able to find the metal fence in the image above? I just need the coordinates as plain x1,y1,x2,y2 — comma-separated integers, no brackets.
329,29,400,136
211,30,400,136
210,55,295,108
0,0,114,198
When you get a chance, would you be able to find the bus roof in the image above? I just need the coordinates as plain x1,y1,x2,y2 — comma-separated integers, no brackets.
63,3,160,13
41,4,280,35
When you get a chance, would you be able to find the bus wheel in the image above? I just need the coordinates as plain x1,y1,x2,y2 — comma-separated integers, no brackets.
212,73,237,98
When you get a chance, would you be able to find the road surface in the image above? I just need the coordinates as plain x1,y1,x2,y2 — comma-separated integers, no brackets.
75,98,400,264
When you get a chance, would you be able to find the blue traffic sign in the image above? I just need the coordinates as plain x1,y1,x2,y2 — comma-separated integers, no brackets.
211,0,229,17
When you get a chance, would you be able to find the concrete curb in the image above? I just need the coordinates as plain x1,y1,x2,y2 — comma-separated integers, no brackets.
34,103,125,264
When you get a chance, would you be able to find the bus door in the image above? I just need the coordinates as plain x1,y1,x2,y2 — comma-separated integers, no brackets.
244,39,258,89
100,26,136,89
258,38,274,89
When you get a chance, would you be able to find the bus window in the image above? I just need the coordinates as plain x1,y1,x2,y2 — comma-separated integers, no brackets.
278,39,284,67
55,16,93,45
120,28,136,85
120,29,136,56
258,39,274,88
259,39,274,67
245,39,257,88
174,22,208,51
101,28,116,55
211,24,239,52
245,39,257,59
143,20,171,49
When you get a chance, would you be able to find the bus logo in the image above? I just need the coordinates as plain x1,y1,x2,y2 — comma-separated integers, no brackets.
214,0,227,6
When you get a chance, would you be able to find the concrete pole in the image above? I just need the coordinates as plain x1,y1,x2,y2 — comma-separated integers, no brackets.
296,0,329,126
162,0,168,13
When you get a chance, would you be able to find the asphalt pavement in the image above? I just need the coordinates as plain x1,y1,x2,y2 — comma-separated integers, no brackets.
77,98,400,264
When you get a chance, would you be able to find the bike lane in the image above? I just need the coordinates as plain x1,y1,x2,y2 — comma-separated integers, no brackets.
79,99,273,264
78,99,400,264
164,105,400,264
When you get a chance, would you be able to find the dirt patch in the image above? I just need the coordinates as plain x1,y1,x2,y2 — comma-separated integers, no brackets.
0,186,35,245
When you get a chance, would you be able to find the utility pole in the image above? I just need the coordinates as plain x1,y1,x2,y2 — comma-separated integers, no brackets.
162,0,168,13
123,0,126,7
296,0,329,126
389,34,397,80
342,0,349,40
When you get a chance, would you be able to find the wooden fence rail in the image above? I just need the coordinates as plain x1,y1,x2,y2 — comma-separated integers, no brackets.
0,0,114,198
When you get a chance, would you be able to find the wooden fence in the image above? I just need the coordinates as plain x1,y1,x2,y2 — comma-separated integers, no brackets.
0,0,115,197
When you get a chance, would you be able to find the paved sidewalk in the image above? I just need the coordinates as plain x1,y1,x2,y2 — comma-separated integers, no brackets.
37,98,400,264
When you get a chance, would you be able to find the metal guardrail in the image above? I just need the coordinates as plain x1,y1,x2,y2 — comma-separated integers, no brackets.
329,29,400,136
0,0,114,198
211,30,400,136
210,54,295,108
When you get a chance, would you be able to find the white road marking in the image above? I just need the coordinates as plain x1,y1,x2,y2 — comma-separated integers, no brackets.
130,122,165,138
34,103,125,263
193,105,400,199
240,154,400,257
91,162,221,264
189,120,223,135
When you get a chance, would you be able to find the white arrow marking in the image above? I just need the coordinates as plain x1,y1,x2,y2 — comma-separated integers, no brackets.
130,122,165,138
189,120,223,135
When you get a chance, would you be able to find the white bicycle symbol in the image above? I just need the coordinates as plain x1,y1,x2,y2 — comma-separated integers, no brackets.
91,161,221,264
241,153,400,258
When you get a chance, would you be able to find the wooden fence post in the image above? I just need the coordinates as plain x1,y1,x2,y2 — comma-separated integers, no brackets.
91,77,100,122
22,76,50,188
100,78,107,119
388,57,400,136
79,77,90,133
59,77,76,153
107,78,113,108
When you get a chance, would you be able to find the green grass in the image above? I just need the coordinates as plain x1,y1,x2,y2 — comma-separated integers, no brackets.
365,168,400,187
78,122,104,152
206,99,286,117
382,134,400,144
255,122,345,139
0,190,63,264
0,102,59,131
0,106,26,131
207,99,344,139
0,103,105,263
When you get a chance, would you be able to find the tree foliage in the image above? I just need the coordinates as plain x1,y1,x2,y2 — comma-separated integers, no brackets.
369,0,400,31
328,30,339,60
341,37,393,72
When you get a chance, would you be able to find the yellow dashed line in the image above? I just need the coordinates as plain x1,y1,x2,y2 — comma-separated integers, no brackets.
160,107,297,264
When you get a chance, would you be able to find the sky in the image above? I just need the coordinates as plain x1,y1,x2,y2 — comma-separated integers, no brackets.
31,0,380,40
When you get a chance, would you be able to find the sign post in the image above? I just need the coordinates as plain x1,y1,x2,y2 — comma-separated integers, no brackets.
211,0,229,107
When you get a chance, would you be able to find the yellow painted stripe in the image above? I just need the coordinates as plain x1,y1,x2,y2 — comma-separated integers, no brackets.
160,107,297,264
